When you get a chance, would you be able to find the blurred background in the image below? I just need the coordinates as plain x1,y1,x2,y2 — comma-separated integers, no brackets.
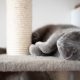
32,0,80,30
0,0,80,47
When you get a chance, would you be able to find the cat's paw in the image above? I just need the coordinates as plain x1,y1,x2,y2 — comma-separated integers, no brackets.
29,44,42,56
35,41,52,54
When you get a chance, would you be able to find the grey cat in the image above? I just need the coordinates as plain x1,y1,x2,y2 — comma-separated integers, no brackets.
0,24,80,57
30,24,80,60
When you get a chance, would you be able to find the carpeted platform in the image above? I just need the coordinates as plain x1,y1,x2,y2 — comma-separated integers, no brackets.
0,54,80,71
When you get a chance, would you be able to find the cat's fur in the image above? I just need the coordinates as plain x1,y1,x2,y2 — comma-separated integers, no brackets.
30,24,80,57
32,24,77,44
57,31,80,60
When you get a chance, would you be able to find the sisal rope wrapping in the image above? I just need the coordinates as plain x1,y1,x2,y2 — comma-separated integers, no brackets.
7,0,32,55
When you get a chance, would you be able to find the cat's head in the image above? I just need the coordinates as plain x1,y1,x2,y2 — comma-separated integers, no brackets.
32,32,40,44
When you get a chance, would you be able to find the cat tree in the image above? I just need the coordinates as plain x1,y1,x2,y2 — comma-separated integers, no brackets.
7,0,32,55
0,0,80,80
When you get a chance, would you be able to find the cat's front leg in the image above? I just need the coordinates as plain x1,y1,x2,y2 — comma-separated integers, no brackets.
36,30,64,54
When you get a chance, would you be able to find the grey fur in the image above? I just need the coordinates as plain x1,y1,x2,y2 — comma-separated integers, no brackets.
30,24,80,57
57,31,80,60
0,24,80,80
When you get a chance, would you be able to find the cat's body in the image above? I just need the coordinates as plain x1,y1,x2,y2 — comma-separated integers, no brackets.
30,24,80,57
32,24,78,44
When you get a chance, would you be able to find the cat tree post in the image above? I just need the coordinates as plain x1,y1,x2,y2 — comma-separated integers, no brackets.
7,0,32,55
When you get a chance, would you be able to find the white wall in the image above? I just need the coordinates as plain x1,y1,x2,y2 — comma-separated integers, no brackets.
0,0,80,47
32,0,80,30
0,0,6,47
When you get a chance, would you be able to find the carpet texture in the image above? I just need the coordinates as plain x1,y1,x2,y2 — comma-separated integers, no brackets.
0,55,80,71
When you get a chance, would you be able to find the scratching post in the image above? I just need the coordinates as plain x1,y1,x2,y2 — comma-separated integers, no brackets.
7,0,32,55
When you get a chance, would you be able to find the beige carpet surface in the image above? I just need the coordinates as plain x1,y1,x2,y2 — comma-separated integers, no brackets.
0,55,80,72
